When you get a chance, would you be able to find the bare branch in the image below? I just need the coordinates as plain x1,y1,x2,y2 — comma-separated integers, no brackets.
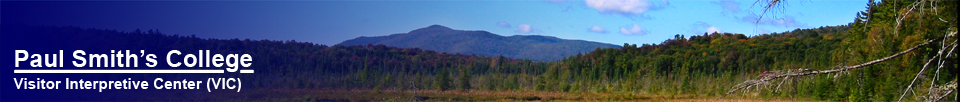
752,0,785,24
898,40,955,101
895,0,927,37
928,37,958,100
928,80,957,102
728,0,957,100
900,29,958,101
719,35,950,99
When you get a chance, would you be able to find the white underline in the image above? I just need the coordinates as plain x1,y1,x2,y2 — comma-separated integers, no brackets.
240,69,254,73
13,69,227,73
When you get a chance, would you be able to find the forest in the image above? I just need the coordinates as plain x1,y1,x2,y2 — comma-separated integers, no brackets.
2,0,955,101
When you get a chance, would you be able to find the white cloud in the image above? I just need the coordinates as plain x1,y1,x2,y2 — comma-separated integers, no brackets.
712,0,740,16
584,0,667,16
516,24,541,34
496,21,511,28
588,25,607,33
706,27,721,33
619,24,647,35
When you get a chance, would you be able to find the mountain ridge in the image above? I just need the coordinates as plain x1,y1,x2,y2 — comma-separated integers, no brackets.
338,25,621,61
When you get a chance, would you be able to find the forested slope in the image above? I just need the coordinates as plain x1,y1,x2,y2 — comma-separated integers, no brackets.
339,25,621,61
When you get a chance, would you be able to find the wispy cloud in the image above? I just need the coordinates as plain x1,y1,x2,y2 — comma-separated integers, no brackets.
712,0,740,16
516,24,542,34
757,28,771,34
584,0,668,16
496,21,512,28
707,27,721,33
620,24,647,36
588,25,608,33
739,13,808,28
689,21,721,34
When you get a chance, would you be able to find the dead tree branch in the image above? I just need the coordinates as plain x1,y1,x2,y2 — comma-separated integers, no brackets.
900,37,958,101
927,80,957,102
718,35,950,99
729,0,957,101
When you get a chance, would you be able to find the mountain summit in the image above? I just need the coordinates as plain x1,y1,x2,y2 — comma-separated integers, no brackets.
338,25,620,61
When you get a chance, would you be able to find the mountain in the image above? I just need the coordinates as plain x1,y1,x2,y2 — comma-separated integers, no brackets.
338,25,621,61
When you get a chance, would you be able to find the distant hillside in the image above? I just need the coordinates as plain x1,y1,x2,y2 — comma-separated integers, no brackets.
338,25,621,61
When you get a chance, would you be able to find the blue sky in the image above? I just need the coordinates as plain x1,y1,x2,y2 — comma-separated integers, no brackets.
3,0,867,45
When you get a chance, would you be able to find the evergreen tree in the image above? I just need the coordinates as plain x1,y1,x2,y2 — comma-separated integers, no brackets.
435,67,451,91
458,68,472,90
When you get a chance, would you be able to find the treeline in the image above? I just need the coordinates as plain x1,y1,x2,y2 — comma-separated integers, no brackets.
536,1,957,101
537,25,852,96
